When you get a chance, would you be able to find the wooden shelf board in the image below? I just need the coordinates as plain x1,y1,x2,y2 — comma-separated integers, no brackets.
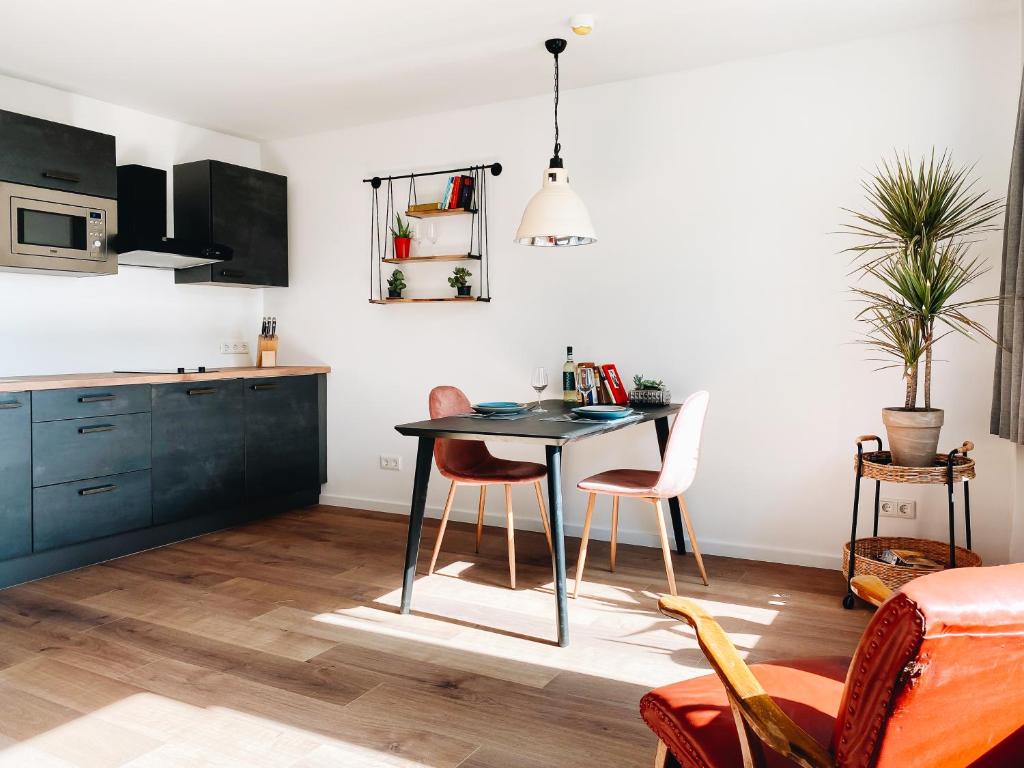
405,208,477,219
369,297,489,304
382,254,481,264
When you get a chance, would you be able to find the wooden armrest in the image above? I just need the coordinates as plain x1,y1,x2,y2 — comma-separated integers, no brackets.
659,596,836,768
850,575,893,607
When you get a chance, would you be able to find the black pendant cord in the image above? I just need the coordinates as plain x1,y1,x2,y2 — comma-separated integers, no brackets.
552,50,560,161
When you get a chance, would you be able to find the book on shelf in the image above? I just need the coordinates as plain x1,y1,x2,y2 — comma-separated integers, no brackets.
409,201,440,212
449,176,462,209
440,177,454,210
458,175,475,209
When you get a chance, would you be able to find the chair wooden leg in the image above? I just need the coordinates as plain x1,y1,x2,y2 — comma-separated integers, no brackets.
428,481,458,575
653,499,677,596
679,494,709,586
654,739,670,768
610,495,619,572
475,485,486,553
534,480,553,554
573,492,596,599
504,484,516,589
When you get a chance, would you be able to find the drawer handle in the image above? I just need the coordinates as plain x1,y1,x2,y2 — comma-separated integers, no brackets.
79,484,117,496
187,387,217,396
78,424,115,434
43,169,81,183
0,401,23,409
250,383,278,391
79,394,115,403
220,269,245,278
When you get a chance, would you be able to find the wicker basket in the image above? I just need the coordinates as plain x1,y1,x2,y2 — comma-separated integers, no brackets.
856,450,975,484
842,536,981,591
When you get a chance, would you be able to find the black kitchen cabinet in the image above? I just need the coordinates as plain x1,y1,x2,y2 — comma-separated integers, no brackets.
174,160,288,287
0,392,31,560
152,380,244,524
244,375,318,499
0,109,116,198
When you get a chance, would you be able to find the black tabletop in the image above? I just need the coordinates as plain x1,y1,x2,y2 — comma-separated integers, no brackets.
395,399,680,446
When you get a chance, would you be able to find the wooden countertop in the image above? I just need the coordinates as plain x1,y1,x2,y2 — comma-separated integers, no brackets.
0,366,331,393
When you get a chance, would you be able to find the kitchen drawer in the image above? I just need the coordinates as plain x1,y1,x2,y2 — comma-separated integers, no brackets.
0,392,31,560
0,109,116,199
33,384,151,423
33,412,151,487
244,375,318,499
33,470,152,552
152,379,244,524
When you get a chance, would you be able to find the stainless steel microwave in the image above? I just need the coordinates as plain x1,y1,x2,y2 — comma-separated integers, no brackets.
0,181,117,276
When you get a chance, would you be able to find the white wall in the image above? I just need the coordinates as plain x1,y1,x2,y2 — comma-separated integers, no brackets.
265,16,1021,569
0,74,263,376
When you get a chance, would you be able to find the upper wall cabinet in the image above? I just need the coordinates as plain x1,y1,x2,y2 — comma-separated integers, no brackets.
0,109,116,199
173,160,288,288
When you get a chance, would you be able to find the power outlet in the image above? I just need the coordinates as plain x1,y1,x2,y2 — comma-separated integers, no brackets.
880,498,916,520
219,341,250,355
379,455,402,471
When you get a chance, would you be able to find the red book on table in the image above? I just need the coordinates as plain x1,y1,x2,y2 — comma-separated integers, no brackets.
601,364,629,405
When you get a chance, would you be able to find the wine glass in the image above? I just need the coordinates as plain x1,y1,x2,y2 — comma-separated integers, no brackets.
576,366,596,406
531,367,549,412
420,220,438,256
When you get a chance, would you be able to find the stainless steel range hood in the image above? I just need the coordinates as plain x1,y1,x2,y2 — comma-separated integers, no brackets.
112,164,232,269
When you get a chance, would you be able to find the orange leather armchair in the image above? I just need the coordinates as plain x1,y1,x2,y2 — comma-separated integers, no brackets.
641,564,1024,767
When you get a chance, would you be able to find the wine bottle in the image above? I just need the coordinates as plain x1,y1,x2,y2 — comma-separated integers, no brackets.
563,346,578,402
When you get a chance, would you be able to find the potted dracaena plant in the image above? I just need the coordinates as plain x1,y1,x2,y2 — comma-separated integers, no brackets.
386,268,406,299
844,151,1002,466
448,266,472,297
390,214,413,260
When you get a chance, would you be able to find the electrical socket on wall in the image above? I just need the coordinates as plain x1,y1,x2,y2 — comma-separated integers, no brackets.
219,342,250,355
880,498,916,520
379,455,402,471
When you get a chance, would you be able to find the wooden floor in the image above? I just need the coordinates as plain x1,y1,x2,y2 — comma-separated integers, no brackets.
0,505,869,767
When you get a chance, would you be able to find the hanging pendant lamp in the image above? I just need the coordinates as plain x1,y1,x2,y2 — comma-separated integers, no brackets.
515,38,596,247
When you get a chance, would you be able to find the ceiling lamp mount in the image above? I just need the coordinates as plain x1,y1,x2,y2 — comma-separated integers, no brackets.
515,37,597,248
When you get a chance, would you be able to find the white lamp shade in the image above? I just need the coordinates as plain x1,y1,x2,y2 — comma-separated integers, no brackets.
514,166,597,246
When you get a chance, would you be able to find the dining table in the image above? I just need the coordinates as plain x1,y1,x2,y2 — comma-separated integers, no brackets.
394,398,684,647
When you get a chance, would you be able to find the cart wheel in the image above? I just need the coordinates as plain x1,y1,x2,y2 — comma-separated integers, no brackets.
842,593,856,610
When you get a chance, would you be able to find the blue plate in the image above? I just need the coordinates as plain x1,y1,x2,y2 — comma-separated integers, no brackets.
572,405,635,420
473,401,527,414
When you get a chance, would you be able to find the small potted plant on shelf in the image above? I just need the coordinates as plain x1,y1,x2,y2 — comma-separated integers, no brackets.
386,269,406,299
844,151,1001,466
629,374,671,406
448,266,472,297
390,214,413,260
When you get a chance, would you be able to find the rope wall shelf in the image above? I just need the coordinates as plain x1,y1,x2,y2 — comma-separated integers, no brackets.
364,162,501,304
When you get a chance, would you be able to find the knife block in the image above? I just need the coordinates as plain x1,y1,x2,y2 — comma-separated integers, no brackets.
257,335,278,368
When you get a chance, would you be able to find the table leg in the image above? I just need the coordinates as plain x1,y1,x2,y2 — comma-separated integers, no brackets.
654,416,687,555
545,444,569,647
964,481,972,550
400,436,435,615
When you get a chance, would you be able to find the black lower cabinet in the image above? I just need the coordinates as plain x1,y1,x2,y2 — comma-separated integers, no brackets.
0,392,31,560
244,375,319,499
152,380,244,524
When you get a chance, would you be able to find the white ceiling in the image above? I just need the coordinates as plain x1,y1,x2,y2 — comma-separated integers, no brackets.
0,0,1015,140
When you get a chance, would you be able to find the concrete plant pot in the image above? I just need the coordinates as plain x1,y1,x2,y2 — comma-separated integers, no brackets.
881,407,944,467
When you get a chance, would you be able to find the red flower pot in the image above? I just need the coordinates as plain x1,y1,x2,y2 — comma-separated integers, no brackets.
394,237,411,260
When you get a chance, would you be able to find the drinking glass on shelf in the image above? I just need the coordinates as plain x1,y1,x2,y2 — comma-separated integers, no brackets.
531,367,549,412
420,221,438,256
576,366,596,406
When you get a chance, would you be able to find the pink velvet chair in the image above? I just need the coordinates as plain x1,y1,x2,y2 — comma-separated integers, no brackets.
427,386,552,589
574,390,710,598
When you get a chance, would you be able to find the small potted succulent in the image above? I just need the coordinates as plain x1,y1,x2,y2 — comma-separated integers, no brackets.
448,266,472,297
629,374,672,406
390,214,413,260
386,268,406,299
